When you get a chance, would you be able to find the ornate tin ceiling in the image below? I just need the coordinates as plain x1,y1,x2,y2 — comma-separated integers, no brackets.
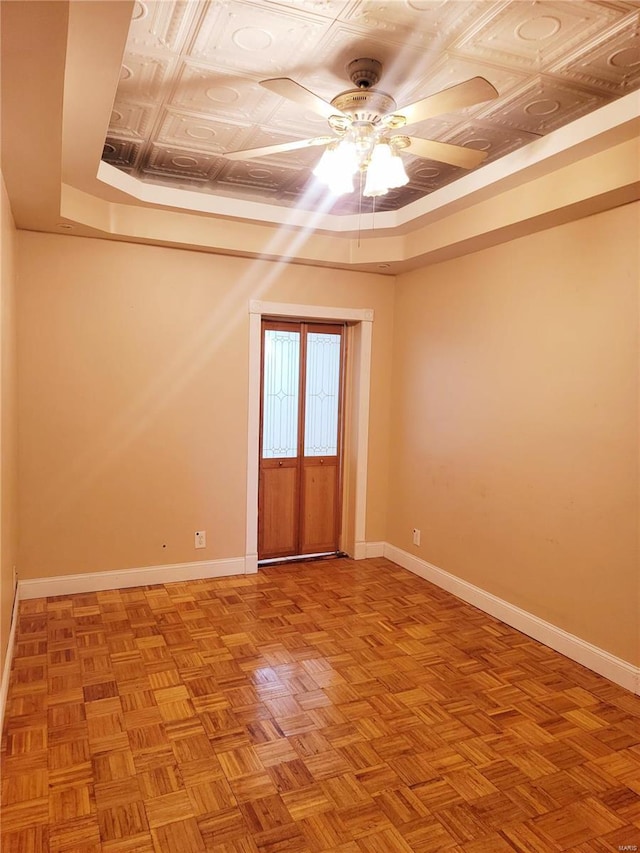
103,0,640,215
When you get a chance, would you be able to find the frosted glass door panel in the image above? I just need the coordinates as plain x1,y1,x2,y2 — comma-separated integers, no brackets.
304,333,341,457
262,329,300,458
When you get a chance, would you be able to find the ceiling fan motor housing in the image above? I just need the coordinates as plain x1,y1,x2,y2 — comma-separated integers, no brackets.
347,58,383,88
331,59,398,123
330,89,397,124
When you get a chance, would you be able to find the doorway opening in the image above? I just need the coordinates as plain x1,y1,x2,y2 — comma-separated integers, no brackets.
258,320,345,563
246,301,373,574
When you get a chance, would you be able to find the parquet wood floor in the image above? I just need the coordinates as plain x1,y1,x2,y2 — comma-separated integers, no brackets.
2,557,639,852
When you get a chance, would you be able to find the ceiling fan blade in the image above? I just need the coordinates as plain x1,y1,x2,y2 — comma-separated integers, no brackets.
261,78,346,119
223,136,332,161
397,77,498,126
406,137,488,169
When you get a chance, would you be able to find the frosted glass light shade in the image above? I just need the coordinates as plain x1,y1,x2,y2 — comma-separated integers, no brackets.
314,140,358,195
388,152,409,188
313,146,337,182
327,174,354,195
315,139,408,198
363,143,392,197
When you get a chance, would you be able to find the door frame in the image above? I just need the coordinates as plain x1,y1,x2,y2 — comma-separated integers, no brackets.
246,300,374,573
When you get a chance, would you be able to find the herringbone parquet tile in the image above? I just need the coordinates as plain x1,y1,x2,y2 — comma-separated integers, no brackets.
1,557,639,852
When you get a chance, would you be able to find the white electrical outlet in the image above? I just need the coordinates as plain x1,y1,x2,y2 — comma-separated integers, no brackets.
412,528,421,546
195,530,206,549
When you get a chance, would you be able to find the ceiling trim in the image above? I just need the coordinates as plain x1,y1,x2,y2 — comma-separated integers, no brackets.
62,130,639,272
57,1,639,270
2,0,638,273
95,93,640,237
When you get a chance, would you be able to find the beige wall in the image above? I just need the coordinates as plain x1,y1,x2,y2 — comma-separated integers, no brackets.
389,203,639,665
1,173,18,674
11,204,640,669
17,232,393,579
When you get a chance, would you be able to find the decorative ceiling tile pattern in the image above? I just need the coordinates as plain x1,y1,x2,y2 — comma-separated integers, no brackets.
103,0,640,215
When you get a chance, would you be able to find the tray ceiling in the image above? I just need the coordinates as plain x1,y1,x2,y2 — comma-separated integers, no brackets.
103,0,640,216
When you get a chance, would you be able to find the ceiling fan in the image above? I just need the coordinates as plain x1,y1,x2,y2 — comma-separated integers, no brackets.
223,59,499,198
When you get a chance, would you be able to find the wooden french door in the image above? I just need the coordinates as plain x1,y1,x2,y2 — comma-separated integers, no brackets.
258,320,345,561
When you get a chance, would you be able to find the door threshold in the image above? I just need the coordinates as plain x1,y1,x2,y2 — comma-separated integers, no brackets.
258,551,345,568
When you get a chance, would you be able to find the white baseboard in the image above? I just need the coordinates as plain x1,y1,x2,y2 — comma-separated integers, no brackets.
10,546,639,697
353,541,385,559
384,543,640,696
364,541,385,558
0,586,20,735
353,541,367,560
18,556,249,600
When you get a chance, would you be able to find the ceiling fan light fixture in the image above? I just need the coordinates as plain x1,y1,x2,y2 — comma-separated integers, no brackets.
327,172,355,196
363,148,389,198
312,145,335,182
314,140,358,195
388,150,409,189
223,65,499,204
362,142,409,197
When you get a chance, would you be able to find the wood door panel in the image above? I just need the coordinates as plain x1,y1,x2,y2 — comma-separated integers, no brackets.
300,460,338,554
259,464,298,558
259,320,344,561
